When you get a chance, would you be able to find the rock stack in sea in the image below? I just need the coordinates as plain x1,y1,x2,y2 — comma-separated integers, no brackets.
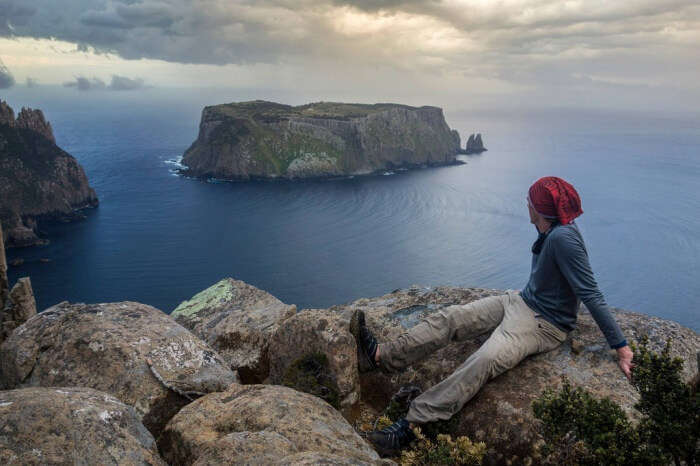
461,133,487,154
0,276,697,464
0,100,98,247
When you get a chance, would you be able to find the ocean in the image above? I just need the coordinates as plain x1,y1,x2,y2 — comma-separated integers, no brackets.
4,88,699,331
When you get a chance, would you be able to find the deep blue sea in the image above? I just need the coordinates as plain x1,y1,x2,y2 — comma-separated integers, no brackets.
4,88,699,331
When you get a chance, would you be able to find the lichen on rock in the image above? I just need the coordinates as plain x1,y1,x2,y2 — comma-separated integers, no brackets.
0,301,238,436
0,386,165,465
172,278,296,383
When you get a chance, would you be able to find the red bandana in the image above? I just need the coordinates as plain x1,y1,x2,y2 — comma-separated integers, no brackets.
528,176,583,225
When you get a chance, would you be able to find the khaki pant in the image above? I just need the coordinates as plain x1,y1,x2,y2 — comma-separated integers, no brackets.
379,291,567,424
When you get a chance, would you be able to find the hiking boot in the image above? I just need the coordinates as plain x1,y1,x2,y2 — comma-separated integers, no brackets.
350,309,378,373
365,418,415,457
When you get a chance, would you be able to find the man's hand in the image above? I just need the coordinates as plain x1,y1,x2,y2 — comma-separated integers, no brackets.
616,345,634,380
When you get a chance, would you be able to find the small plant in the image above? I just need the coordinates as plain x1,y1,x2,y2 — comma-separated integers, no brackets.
400,427,486,466
533,337,699,465
281,352,340,409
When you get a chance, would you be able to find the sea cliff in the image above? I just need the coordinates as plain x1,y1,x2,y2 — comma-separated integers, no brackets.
0,100,98,247
181,100,463,180
0,272,697,465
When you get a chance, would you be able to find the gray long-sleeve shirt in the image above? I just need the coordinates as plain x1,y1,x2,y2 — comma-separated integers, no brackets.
520,222,627,349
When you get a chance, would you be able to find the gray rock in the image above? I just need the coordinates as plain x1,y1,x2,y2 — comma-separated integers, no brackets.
172,278,296,382
0,386,165,465
330,286,699,465
269,308,360,407
0,301,239,436
158,384,381,465
0,223,37,345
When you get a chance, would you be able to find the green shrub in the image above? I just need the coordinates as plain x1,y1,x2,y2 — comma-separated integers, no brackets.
533,337,699,465
631,337,699,466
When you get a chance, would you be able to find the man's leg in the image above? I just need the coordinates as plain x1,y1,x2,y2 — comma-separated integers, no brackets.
404,291,567,424
378,294,507,373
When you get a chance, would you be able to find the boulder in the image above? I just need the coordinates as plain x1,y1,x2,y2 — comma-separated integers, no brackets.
171,278,296,382
269,308,359,407
0,224,37,345
158,384,381,465
0,386,165,465
331,286,700,465
0,301,239,436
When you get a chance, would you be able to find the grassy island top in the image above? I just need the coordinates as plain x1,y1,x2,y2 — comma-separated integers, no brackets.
204,100,439,121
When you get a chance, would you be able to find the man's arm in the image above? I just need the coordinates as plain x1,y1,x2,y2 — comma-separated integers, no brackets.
553,229,633,379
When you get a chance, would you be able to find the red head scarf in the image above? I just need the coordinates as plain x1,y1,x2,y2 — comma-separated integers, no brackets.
528,176,583,225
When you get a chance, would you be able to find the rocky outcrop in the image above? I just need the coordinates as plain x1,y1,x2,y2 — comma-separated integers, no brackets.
181,100,463,180
269,308,360,408
0,100,98,247
0,222,37,345
329,285,699,465
15,107,55,144
461,133,487,154
0,387,165,465
0,301,239,436
171,278,296,383
158,384,381,465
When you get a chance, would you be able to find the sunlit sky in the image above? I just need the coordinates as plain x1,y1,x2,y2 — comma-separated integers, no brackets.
1,0,699,112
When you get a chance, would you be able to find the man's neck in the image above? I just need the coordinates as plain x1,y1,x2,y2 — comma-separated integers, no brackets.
535,219,553,234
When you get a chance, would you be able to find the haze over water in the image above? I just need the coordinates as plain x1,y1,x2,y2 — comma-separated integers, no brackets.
4,88,699,331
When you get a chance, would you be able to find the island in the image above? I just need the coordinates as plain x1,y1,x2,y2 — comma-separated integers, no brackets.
0,100,98,247
180,100,465,180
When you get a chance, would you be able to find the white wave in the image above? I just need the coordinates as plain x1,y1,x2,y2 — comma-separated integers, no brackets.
164,156,185,169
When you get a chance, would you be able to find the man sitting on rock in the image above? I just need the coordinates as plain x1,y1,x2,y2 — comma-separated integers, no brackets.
352,176,634,457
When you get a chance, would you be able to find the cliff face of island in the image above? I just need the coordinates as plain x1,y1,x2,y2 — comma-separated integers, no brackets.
0,100,98,247
181,100,463,180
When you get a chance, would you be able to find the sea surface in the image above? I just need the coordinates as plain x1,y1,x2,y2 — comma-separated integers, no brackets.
4,88,699,331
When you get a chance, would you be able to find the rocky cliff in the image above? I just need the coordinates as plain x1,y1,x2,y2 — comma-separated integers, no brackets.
181,100,463,180
0,100,98,247
0,279,697,465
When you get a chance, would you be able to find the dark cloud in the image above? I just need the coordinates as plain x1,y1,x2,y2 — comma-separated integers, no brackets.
109,75,145,90
25,77,38,87
0,58,15,89
0,0,698,102
63,75,146,91
63,76,107,91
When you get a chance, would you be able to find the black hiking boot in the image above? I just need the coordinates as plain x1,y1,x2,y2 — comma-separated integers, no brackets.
365,418,415,458
350,309,378,373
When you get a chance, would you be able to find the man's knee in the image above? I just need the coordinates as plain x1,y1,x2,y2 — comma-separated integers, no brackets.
478,341,527,377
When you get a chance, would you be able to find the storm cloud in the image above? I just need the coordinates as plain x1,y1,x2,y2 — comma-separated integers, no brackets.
0,58,15,89
1,0,699,107
63,75,146,91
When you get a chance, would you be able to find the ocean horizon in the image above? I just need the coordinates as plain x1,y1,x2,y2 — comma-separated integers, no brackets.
4,88,699,331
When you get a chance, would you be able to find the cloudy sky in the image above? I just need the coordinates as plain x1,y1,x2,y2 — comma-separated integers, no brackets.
1,0,699,111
